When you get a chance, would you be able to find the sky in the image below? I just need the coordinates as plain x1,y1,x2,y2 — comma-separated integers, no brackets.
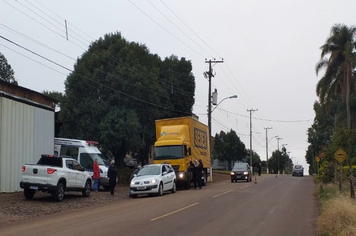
1,0,356,173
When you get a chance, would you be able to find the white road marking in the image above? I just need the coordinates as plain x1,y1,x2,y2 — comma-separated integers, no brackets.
150,202,199,221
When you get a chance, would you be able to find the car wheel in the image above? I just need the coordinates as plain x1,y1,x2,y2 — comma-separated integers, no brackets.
231,179,234,183
82,180,91,197
246,176,249,182
53,182,65,202
157,182,163,196
171,181,176,193
131,194,137,198
24,189,35,199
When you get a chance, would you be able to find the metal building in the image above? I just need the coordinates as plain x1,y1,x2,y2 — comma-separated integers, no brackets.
0,81,55,192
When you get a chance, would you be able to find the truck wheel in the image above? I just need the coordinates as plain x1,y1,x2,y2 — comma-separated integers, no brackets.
184,175,192,190
82,180,91,197
157,182,163,196
202,171,207,186
24,189,35,199
53,183,65,202
171,181,176,193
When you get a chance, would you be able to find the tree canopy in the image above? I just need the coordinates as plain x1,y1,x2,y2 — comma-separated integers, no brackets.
58,32,195,164
213,129,246,169
0,52,17,85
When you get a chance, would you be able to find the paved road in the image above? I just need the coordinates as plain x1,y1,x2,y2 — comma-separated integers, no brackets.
1,174,317,236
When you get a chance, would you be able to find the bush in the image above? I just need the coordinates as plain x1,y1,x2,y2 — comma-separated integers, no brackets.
317,194,356,236
318,161,335,184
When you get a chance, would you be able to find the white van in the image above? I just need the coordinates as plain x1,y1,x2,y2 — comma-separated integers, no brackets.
54,138,110,190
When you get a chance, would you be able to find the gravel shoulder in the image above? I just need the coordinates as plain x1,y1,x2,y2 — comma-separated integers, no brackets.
0,173,229,228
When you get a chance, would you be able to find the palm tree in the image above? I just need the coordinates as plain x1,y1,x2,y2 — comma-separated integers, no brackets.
315,24,356,198
315,24,356,128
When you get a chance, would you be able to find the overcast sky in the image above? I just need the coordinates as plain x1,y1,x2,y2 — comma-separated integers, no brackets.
1,0,355,171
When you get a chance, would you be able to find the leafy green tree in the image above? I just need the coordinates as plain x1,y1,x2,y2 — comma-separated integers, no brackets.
315,24,356,198
0,52,17,85
213,129,246,170
58,32,195,164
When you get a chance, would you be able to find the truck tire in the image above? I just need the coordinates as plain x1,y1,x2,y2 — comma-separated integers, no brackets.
53,182,65,202
202,171,207,186
82,180,91,197
24,189,35,199
184,174,192,190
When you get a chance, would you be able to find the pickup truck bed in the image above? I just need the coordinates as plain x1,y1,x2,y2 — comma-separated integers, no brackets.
20,155,92,201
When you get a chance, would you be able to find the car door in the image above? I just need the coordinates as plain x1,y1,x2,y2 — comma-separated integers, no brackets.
73,160,86,188
65,160,77,188
162,164,174,190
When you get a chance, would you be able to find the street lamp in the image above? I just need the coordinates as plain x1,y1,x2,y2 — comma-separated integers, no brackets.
281,144,288,175
208,94,238,167
266,135,278,174
211,95,238,113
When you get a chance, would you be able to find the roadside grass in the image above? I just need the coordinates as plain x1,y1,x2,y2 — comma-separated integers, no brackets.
316,181,356,236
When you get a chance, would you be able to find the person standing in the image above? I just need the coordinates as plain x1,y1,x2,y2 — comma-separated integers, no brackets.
107,160,118,195
92,158,100,192
189,160,198,189
197,159,203,189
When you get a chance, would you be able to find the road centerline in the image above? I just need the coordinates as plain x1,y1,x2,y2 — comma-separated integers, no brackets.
213,190,234,198
150,202,199,222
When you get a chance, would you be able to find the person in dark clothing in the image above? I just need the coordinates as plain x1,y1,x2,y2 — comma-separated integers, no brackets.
197,159,203,189
258,162,262,176
107,160,118,195
189,160,198,189
130,165,142,181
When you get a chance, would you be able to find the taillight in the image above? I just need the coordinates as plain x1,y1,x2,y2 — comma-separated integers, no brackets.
47,168,57,174
22,166,26,172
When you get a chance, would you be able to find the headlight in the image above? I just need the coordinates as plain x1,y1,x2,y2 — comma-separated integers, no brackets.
151,179,157,184
130,181,135,185
244,171,248,175
231,172,235,175
178,173,184,179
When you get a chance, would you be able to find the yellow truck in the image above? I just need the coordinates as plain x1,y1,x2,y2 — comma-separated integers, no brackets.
153,116,211,189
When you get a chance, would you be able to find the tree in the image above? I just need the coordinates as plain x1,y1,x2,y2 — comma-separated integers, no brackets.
58,32,195,164
315,24,356,198
213,129,246,170
0,52,17,85
316,24,356,129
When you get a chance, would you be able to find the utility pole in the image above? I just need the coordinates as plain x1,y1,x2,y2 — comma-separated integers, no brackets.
276,137,283,176
264,127,272,174
247,109,258,167
205,59,223,165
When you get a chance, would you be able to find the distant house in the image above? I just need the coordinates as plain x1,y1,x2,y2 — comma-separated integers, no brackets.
0,80,55,192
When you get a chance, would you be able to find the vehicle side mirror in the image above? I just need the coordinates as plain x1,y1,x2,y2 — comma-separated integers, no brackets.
162,171,167,176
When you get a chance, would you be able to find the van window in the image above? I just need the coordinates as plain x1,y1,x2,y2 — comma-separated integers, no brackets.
59,146,79,160
80,153,94,170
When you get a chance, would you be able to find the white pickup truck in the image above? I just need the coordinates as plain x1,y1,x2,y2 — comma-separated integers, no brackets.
20,155,92,202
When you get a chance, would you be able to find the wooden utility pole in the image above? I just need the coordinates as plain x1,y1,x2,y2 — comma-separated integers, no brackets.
247,109,258,168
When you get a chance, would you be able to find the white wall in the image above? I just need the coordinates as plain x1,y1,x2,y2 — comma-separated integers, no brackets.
0,95,54,192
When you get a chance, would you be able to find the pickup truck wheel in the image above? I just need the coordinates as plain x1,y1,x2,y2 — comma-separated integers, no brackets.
82,180,91,197
24,189,35,199
53,183,65,202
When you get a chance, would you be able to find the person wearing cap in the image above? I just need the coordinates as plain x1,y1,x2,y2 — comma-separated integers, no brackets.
92,158,100,192
197,159,203,189
107,160,118,195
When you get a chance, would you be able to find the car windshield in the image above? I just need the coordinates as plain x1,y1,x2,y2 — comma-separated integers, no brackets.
294,165,303,169
233,163,248,170
137,165,161,176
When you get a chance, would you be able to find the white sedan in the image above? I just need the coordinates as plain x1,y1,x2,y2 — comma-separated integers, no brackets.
129,164,176,198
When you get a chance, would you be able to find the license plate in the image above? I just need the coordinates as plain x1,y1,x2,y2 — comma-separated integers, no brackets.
137,186,146,190
30,186,38,190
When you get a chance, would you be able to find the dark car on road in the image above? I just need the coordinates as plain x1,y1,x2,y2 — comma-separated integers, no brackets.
231,162,252,182
292,165,304,177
